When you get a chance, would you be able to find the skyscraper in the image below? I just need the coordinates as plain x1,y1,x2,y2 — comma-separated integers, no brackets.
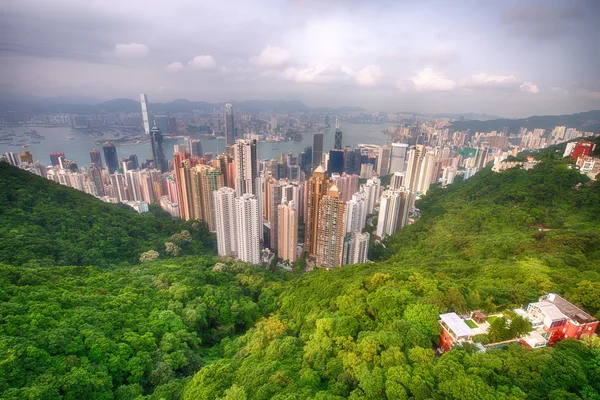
305,165,330,256
331,173,359,202
90,150,102,167
346,191,368,234
214,187,238,258
316,185,346,269
224,103,235,146
361,177,381,215
103,142,118,174
376,188,411,239
334,127,343,150
233,139,258,197
191,165,224,230
268,179,284,250
342,232,370,265
173,152,194,220
327,149,345,175
404,145,425,195
389,143,409,174
235,193,261,264
416,150,436,196
278,199,298,262
150,125,168,173
312,132,324,169
190,140,203,158
50,152,65,167
390,172,405,190
378,144,391,176
154,114,170,137
140,94,151,135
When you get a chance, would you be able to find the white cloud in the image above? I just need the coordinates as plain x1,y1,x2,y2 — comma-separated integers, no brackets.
409,68,456,92
353,65,382,87
251,45,293,68
520,81,540,94
188,55,217,70
114,43,149,58
166,62,184,72
282,65,352,84
461,73,518,87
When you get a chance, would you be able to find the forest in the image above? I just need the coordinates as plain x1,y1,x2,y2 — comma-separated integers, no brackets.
1,147,600,399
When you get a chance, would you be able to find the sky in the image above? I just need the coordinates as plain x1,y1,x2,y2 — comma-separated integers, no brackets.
1,0,600,117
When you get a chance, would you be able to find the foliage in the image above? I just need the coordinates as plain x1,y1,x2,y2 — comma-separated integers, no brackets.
0,257,285,398
0,162,216,267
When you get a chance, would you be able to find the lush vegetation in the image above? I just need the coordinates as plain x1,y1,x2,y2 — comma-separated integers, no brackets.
0,162,215,267
2,149,600,399
0,257,286,399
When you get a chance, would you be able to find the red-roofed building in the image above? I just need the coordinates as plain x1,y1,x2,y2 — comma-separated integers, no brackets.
571,141,595,159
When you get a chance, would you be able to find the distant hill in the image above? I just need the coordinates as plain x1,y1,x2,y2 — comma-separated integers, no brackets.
0,162,215,267
450,109,600,133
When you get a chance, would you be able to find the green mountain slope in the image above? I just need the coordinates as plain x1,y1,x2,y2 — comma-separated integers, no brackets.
183,158,600,400
0,162,215,267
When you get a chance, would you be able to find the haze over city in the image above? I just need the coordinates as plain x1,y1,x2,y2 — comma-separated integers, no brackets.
2,0,600,117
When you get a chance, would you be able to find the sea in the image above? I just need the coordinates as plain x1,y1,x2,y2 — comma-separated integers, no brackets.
0,123,396,168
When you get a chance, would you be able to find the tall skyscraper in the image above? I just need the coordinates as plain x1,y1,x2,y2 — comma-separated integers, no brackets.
154,114,170,137
305,165,330,256
316,185,346,269
214,187,238,258
376,188,411,239
224,103,235,146
191,165,224,231
404,145,425,195
190,140,203,158
342,232,369,265
150,125,168,173
128,154,139,170
378,144,391,176
140,94,151,135
235,194,261,264
50,152,65,167
278,199,298,262
331,173,359,202
327,149,345,175
334,127,343,150
268,179,284,250
390,172,405,190
233,139,258,197
361,177,381,215
174,152,194,220
312,132,324,169
416,150,436,196
389,143,409,174
89,150,102,167
103,142,118,174
346,191,368,234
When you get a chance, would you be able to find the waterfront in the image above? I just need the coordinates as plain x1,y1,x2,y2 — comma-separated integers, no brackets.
0,123,396,167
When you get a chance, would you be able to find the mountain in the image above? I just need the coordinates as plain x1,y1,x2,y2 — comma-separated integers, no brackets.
2,149,600,398
434,112,502,121
0,162,215,267
450,109,600,133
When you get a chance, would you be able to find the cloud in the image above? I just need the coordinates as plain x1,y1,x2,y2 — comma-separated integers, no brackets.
114,43,149,58
282,65,351,84
251,45,292,68
188,55,217,70
520,81,540,94
166,62,184,72
353,65,382,87
461,73,518,87
408,68,456,92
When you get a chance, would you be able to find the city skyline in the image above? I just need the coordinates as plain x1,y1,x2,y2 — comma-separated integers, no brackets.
2,1,600,117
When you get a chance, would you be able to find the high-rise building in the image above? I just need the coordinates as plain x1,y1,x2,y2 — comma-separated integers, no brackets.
316,185,346,268
361,177,381,215
174,152,194,220
342,232,369,265
268,179,284,250
150,125,168,173
233,139,258,197
214,187,238,258
334,127,343,150
327,149,345,175
300,146,313,176
416,150,435,196
378,144,391,176
140,94,151,135
128,154,139,170
360,163,374,179
50,152,65,167
312,132,324,169
235,193,261,264
103,142,118,174
190,140,203,158
90,150,102,167
305,165,330,256
224,103,235,146
331,173,359,203
376,188,411,239
404,145,424,195
213,153,234,188
389,143,409,174
390,172,405,190
278,199,298,262
346,191,367,234
154,114,170,137
190,165,224,230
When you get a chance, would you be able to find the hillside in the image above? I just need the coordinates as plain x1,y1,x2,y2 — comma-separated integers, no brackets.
0,162,215,267
183,158,600,399
450,109,600,134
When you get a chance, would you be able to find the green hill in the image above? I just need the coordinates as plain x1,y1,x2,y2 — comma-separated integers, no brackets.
0,162,215,267
1,154,600,399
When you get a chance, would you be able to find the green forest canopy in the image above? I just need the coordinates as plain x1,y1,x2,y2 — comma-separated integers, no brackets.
1,148,600,399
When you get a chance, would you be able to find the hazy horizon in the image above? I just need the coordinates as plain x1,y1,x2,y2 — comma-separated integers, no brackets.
2,0,600,118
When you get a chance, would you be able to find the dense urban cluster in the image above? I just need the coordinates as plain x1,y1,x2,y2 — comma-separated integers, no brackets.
2,95,598,271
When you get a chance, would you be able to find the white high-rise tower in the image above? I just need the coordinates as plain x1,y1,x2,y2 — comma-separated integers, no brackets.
214,187,238,258
235,194,261,264
140,94,151,135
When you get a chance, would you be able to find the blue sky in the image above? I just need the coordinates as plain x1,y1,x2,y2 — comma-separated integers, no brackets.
1,0,599,117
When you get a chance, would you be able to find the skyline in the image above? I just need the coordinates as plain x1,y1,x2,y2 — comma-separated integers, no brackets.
2,1,600,118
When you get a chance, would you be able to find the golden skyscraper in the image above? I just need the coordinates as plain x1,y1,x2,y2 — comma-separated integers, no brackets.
278,199,298,262
305,165,329,256
316,185,346,269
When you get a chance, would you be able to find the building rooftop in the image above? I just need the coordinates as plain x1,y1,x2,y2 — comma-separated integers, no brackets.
440,312,473,338
530,301,566,321
542,293,594,323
